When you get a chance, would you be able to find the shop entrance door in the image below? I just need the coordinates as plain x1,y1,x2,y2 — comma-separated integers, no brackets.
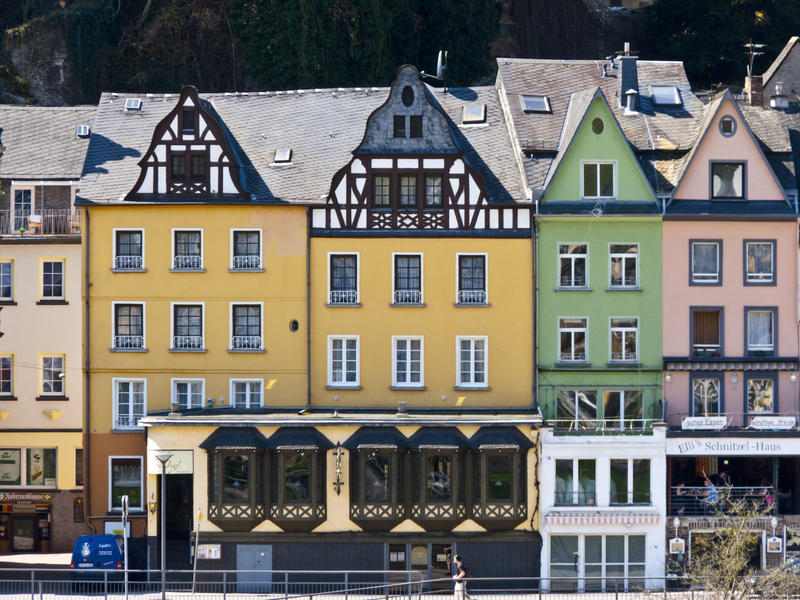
405,542,453,591
12,518,35,552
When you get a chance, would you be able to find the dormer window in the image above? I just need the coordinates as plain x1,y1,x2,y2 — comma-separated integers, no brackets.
711,162,744,200
393,116,405,138
191,155,206,181
373,175,391,207
719,116,736,137
182,110,195,133
171,155,186,180
520,95,551,113
650,85,681,107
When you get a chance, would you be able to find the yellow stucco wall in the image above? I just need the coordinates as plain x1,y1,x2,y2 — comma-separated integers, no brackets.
1,431,83,490
86,205,308,433
310,237,534,408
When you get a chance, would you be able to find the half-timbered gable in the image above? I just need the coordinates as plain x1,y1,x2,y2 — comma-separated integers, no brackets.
312,65,530,232
126,86,246,200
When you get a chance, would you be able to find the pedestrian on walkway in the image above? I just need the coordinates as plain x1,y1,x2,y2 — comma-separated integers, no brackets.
452,555,472,600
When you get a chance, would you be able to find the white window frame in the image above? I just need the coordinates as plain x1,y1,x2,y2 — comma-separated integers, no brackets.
558,243,588,288
558,317,588,362
327,335,360,387
554,458,596,506
40,257,66,300
230,228,263,270
40,354,65,396
609,317,639,362
10,185,34,232
171,378,206,409
691,241,720,283
111,301,146,350
327,252,360,304
171,227,204,270
455,335,488,387
0,354,13,397
391,336,424,387
746,309,775,353
108,455,144,512
549,534,646,593
609,458,651,505
170,301,205,350
111,378,147,430
455,252,489,304
745,241,774,283
603,390,644,430
229,378,265,408
228,302,264,350
0,259,14,300
580,161,617,199
112,228,145,271
391,252,424,304
608,242,639,288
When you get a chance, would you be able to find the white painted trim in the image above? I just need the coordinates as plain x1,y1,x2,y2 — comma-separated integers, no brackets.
229,228,263,269
326,251,360,304
39,353,66,396
9,185,35,230
327,335,360,387
169,301,205,350
557,316,589,362
170,377,206,409
557,241,589,289
11,180,78,187
455,252,489,304
229,378,265,408
111,378,148,430
579,160,618,200
111,301,146,350
390,252,424,304
170,227,204,270
228,301,264,350
454,335,489,387
609,316,639,363
391,335,425,387
108,455,144,511
607,241,639,288
112,228,145,270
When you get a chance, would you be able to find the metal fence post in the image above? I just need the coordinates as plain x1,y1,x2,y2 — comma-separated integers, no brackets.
29,570,34,600
222,571,227,600
104,571,108,600
285,572,289,600
345,572,349,600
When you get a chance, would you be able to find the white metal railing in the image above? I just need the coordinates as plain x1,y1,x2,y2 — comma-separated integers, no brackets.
113,335,144,349
559,351,587,361
610,275,637,287
172,335,203,350
457,289,486,304
114,255,143,270
692,343,721,357
233,254,262,269
173,254,202,270
394,289,422,304
329,290,358,304
114,414,143,429
560,275,586,287
232,335,262,350
610,351,637,361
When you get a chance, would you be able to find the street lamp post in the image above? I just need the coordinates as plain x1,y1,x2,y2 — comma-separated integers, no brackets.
155,453,172,600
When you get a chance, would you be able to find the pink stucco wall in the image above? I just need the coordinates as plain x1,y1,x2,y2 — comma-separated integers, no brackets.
672,98,785,201
662,220,799,418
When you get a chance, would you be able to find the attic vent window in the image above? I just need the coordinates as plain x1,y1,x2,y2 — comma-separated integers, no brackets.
651,85,681,106
401,86,414,107
520,95,551,113
274,149,293,163
462,104,486,124
76,124,91,138
719,116,737,137
124,98,143,111
591,118,604,135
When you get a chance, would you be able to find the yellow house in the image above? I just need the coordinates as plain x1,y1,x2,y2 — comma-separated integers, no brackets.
0,105,94,553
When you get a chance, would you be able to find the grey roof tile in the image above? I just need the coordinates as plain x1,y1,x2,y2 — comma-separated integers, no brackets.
763,36,800,86
0,105,95,179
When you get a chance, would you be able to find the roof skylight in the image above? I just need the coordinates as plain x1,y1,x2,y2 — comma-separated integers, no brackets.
520,95,551,113
462,104,486,124
274,148,292,163
124,98,143,111
651,85,681,106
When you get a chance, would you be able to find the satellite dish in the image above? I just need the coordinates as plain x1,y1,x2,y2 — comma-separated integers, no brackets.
436,50,448,80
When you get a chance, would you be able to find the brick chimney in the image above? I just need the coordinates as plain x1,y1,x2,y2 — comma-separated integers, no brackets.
745,75,763,106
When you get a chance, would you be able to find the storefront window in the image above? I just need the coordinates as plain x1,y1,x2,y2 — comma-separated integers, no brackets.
26,449,56,487
364,452,392,502
222,455,249,503
110,457,142,510
426,454,452,502
550,534,646,592
550,535,578,590
0,449,21,485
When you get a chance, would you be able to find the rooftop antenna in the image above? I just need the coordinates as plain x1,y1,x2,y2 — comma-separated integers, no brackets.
744,38,765,77
420,50,448,91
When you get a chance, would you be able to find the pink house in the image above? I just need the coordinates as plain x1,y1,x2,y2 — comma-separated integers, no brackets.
662,91,800,531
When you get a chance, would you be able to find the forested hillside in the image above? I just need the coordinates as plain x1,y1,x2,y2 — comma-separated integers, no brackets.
2,0,800,105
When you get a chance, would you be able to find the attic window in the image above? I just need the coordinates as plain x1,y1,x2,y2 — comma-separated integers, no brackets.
719,116,737,137
650,85,681,106
274,149,292,163
124,98,143,111
520,95,551,113
76,125,91,138
402,86,415,107
462,104,486,124
182,110,196,133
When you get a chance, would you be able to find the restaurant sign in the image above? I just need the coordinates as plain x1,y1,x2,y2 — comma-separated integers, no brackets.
681,416,727,431
668,437,800,456
0,491,53,503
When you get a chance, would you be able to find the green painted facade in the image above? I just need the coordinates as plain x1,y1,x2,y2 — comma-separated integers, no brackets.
537,92,662,432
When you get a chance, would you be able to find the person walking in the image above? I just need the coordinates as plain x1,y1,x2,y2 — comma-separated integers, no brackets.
452,555,472,600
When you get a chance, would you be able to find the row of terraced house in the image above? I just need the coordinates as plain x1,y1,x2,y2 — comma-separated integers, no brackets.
5,38,800,592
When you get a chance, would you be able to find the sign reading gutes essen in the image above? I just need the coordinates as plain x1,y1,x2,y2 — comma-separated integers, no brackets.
667,437,800,456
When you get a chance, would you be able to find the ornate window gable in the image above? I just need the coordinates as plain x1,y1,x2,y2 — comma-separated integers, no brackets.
312,66,531,232
126,86,247,200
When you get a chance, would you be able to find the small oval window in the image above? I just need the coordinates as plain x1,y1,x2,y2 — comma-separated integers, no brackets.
401,86,414,107
592,118,604,134
289,319,300,332
719,116,736,137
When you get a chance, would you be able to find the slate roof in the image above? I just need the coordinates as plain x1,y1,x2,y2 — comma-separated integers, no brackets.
497,58,705,195
0,105,95,180
78,85,526,205
762,36,800,87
